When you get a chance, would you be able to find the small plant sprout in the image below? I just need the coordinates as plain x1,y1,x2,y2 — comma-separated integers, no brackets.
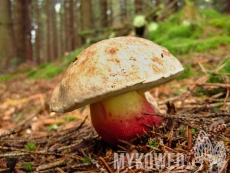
25,142,36,151
24,162,33,172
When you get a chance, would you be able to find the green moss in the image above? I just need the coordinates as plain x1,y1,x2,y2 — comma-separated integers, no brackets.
168,25,193,38
47,124,59,131
195,59,229,97
179,126,186,137
210,19,226,28
148,139,158,147
148,8,230,56
195,86,206,97
208,58,230,84
25,142,36,151
62,116,77,122
82,157,91,163
0,74,13,82
24,162,33,172
209,74,223,83
226,25,230,36
200,9,222,19
209,15,230,28
191,128,196,134
27,63,63,79
154,35,230,55
149,22,203,55
220,58,230,73
27,47,84,80
159,38,195,55
63,47,85,65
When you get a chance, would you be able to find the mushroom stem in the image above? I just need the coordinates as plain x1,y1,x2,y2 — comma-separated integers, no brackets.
90,91,163,145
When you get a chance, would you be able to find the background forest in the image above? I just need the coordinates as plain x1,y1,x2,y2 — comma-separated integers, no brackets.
0,0,230,73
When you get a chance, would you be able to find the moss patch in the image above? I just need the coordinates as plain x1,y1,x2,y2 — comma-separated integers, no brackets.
148,9,230,56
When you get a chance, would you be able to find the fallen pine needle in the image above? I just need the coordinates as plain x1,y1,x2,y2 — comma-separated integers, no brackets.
98,156,114,173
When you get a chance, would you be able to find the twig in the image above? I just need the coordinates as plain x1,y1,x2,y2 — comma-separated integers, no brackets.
196,83,230,88
35,158,67,171
55,167,66,173
0,146,83,160
75,115,88,131
167,122,176,148
157,112,230,118
118,139,135,147
48,115,89,145
215,61,227,73
0,168,10,173
0,130,17,138
90,159,106,172
14,114,37,131
208,72,230,76
56,139,83,152
178,102,230,109
181,75,208,101
187,127,192,150
98,156,114,173
224,87,230,105
158,95,181,105
198,62,207,74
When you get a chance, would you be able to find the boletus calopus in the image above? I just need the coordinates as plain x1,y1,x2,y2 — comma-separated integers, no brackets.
50,37,184,145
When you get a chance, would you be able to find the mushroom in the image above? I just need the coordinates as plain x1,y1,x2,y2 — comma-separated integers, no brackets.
50,37,184,145
133,15,147,37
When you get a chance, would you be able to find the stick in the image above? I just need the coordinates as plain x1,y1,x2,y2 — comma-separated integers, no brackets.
98,156,114,173
196,83,230,88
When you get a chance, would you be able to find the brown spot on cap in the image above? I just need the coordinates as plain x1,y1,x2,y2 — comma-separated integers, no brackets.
106,47,118,55
152,64,162,74
129,57,136,61
107,58,120,63
152,57,163,66
162,49,171,57
79,50,96,66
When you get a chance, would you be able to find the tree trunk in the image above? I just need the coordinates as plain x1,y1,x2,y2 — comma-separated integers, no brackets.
25,0,32,62
14,0,32,63
81,0,93,44
155,0,161,6
126,0,135,21
0,0,16,72
227,0,230,13
74,0,82,47
35,0,41,64
100,0,108,27
60,1,65,56
165,0,178,12
64,0,71,52
51,0,58,60
135,0,143,14
69,0,75,51
46,1,51,62
111,0,121,27
120,0,127,23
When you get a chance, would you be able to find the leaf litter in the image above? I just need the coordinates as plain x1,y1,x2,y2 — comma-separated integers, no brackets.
0,46,229,172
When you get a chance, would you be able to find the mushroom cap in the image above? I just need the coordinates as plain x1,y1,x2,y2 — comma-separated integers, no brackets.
133,15,146,28
50,37,184,113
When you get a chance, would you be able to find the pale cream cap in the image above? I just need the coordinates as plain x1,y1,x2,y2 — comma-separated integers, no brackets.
50,37,184,113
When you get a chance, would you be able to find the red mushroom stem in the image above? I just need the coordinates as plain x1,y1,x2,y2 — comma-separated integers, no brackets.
90,90,163,145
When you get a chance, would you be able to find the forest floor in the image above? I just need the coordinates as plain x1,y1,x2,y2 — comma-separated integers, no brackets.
0,44,229,172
